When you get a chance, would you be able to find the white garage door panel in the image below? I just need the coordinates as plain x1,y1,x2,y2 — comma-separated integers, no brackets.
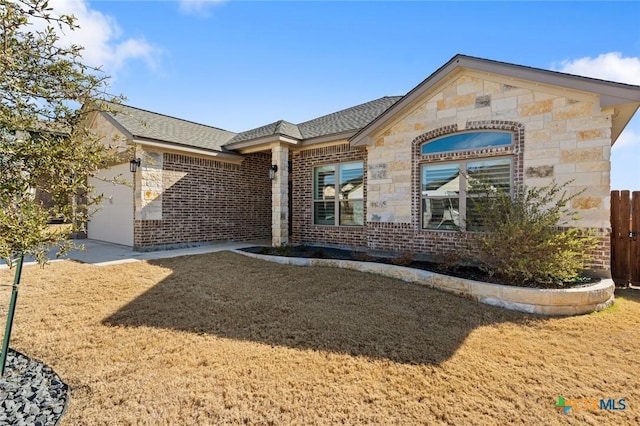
88,163,134,247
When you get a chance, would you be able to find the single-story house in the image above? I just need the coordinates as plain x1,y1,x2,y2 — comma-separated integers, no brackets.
87,54,640,275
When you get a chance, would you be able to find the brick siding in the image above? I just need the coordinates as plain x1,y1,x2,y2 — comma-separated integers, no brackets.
579,228,610,272
134,152,271,249
291,144,367,247
366,222,473,258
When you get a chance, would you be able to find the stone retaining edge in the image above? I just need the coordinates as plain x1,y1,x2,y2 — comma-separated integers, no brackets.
231,250,615,316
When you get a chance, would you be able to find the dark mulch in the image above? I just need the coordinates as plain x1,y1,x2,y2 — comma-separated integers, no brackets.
240,245,596,289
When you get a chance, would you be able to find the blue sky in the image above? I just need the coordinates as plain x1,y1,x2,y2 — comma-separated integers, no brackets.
54,0,640,190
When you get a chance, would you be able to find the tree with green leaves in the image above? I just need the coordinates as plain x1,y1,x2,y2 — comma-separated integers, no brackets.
0,0,122,374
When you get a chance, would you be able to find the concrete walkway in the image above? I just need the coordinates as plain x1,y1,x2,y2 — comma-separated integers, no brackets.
0,239,268,269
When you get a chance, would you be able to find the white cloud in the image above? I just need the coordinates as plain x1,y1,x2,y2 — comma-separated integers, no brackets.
553,52,640,85
556,53,640,189
556,53,640,151
179,0,227,16
34,0,160,75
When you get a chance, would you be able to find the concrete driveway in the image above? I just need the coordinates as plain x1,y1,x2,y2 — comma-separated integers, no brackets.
0,239,267,269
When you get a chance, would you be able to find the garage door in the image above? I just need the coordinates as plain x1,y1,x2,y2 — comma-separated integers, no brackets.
87,162,134,246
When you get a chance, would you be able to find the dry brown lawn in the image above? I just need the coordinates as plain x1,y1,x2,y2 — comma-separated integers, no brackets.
0,251,638,425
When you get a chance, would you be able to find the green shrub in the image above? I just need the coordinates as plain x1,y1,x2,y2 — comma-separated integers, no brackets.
467,180,598,286
437,251,461,273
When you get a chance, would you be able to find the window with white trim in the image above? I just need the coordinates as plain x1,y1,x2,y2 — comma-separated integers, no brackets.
420,131,513,230
313,161,364,226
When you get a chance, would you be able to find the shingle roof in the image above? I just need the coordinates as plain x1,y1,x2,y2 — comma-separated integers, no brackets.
99,55,640,154
103,96,402,151
225,96,401,145
297,96,402,139
276,120,304,139
227,120,302,144
104,103,237,151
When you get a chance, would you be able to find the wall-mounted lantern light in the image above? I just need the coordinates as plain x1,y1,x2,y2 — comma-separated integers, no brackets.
269,164,278,180
129,158,141,173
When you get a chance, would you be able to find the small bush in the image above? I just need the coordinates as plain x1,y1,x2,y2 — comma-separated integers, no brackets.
391,251,414,266
312,248,325,258
352,251,375,262
437,251,460,273
467,180,598,286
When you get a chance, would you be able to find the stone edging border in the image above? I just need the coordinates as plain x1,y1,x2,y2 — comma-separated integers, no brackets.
231,250,615,316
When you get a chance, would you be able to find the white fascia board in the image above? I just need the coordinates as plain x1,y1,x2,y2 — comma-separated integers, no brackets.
133,138,244,163
223,135,301,151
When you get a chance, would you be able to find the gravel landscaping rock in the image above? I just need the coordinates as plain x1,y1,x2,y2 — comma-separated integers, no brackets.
0,349,69,425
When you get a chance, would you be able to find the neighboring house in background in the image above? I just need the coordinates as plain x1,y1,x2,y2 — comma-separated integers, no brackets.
87,54,640,276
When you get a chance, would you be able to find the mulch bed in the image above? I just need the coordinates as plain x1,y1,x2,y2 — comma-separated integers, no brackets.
240,245,596,289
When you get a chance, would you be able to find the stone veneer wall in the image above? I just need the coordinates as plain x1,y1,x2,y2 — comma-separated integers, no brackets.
291,144,368,247
134,152,271,249
363,73,613,271
136,149,163,220
91,112,129,152
271,144,289,246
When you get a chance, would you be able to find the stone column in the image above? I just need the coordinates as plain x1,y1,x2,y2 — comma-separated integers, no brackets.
134,148,163,221
271,144,289,246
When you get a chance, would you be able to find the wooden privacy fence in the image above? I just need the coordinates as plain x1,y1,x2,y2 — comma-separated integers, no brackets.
610,190,639,285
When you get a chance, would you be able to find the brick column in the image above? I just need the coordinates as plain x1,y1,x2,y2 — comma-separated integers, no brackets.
271,144,289,246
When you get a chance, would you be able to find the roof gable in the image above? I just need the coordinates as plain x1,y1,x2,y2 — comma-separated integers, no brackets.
350,54,640,146
227,120,302,144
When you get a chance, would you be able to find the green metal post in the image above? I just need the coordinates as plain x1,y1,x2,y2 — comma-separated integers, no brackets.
0,253,24,376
